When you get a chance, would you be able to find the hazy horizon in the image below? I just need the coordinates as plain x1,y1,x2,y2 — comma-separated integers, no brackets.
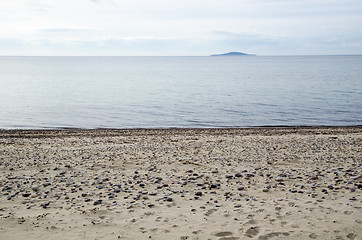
1,54,362,57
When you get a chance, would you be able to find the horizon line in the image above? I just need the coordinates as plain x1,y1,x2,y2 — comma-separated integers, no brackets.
1,54,362,57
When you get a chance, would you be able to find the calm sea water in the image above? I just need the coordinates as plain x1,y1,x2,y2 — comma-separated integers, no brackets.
0,56,361,129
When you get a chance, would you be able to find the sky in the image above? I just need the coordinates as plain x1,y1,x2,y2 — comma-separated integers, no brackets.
0,0,362,56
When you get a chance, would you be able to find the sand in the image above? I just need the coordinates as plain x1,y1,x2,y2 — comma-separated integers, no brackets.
0,127,361,240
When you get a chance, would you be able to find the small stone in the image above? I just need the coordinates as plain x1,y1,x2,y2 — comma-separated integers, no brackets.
245,174,255,178
93,200,102,205
18,218,25,224
41,202,50,209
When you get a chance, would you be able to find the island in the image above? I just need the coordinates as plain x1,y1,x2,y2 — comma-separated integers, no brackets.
210,52,256,56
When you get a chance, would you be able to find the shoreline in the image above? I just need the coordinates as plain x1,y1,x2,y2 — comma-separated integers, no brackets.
1,126,361,239
1,125,361,136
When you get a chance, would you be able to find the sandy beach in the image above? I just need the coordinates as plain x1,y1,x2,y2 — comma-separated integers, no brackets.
0,127,361,240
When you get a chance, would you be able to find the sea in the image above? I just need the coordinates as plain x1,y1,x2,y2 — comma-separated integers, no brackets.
0,55,361,129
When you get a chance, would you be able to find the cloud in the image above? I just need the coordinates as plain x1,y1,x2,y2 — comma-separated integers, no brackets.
25,1,53,14
89,0,117,5
211,31,293,47
0,37,191,56
1,0,361,55
41,28,95,33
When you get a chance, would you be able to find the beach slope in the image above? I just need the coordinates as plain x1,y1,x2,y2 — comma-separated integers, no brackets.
0,127,361,239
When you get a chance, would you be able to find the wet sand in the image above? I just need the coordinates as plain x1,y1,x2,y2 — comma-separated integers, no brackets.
0,127,361,240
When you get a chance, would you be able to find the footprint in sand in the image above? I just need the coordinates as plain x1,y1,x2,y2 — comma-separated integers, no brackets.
215,231,239,240
258,232,290,240
308,233,318,239
245,227,259,238
347,233,357,240
215,231,233,237
244,219,257,225
219,238,239,240
204,208,217,216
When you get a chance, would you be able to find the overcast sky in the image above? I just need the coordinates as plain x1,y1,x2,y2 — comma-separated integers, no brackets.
1,0,361,56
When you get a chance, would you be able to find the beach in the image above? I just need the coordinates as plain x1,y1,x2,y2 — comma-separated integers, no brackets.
0,127,361,240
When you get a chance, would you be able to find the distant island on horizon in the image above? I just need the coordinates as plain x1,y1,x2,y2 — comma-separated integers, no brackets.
210,52,256,57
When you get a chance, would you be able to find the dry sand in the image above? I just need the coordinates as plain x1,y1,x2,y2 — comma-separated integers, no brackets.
0,127,361,240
